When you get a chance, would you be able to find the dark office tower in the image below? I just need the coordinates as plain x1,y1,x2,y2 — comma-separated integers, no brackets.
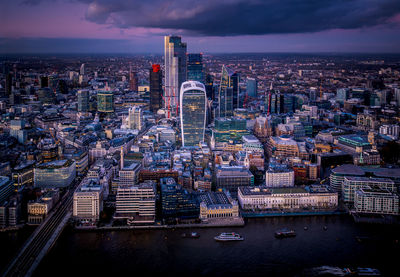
283,94,295,113
150,64,163,113
187,53,204,83
129,68,138,91
218,65,239,117
205,74,213,100
58,80,68,94
5,73,12,97
40,76,49,88
77,89,89,112
164,35,187,117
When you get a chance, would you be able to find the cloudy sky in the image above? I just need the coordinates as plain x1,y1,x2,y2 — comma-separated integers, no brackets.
1,0,400,53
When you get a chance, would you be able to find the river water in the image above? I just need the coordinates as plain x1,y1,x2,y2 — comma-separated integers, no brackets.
31,215,399,276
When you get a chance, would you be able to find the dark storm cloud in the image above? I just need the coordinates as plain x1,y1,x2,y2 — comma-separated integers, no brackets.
77,0,400,36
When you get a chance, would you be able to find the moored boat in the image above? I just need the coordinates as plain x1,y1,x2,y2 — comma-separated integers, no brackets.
181,232,200,238
275,229,296,238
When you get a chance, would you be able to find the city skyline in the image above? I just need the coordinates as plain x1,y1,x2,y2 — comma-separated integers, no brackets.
1,0,400,54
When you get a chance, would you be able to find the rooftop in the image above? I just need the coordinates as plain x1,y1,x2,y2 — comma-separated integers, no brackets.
331,164,365,175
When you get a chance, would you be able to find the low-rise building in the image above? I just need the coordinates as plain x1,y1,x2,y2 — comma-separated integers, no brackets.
115,181,156,224
354,187,399,215
73,180,103,222
198,190,239,220
27,189,60,224
265,166,294,187
342,176,396,204
238,186,338,211
215,166,254,197
34,159,76,188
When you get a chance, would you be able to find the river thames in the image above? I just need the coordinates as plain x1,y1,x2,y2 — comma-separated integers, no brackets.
29,215,399,276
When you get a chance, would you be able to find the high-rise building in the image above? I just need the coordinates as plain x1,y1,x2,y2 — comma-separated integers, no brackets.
246,77,257,97
219,87,234,118
218,65,239,117
187,53,204,83
127,106,143,131
77,89,89,112
164,35,187,117
5,73,12,97
97,91,114,113
149,64,163,113
336,88,349,103
180,81,207,147
205,74,214,100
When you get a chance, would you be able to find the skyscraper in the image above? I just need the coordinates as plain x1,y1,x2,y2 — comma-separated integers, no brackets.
164,35,187,118
149,64,163,113
5,72,12,97
205,74,214,100
218,65,239,117
77,89,89,112
246,77,257,97
80,63,85,76
187,53,204,83
180,81,207,147
97,91,114,113
129,66,138,92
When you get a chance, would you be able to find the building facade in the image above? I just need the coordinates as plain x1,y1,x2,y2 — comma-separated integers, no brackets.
34,160,76,188
238,186,338,211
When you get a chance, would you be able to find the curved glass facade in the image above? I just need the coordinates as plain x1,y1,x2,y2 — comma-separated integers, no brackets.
180,81,206,147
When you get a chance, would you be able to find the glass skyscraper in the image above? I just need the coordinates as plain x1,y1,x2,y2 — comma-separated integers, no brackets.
218,65,239,118
97,91,114,113
180,81,207,147
77,89,89,112
246,77,257,97
164,35,187,118
187,53,204,83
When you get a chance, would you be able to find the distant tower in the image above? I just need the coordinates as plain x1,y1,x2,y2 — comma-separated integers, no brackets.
129,64,138,91
164,35,187,118
187,53,204,83
77,89,90,112
80,63,85,75
5,72,12,97
218,65,239,118
180,81,207,147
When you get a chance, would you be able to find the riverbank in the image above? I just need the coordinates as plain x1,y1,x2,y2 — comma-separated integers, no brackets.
74,217,245,231
241,210,347,218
